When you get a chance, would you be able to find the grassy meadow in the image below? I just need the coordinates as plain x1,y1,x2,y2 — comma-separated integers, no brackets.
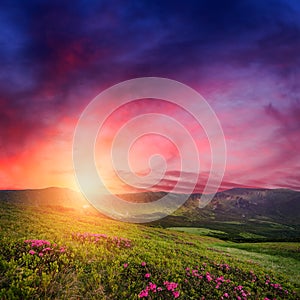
0,201,299,299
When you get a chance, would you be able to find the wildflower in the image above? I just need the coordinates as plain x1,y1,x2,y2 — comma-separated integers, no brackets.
164,281,178,291
141,262,146,267
123,263,128,268
149,282,157,291
173,291,180,298
216,276,225,283
206,272,212,282
39,252,43,257
138,289,149,298
29,250,35,255
145,273,151,278
223,293,229,298
42,247,52,252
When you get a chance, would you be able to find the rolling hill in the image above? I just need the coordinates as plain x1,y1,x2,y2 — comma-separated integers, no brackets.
1,187,300,298
1,187,299,241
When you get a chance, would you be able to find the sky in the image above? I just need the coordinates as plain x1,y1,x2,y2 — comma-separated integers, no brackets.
0,0,300,193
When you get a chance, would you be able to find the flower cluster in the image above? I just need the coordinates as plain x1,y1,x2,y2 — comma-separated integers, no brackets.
164,281,180,298
72,232,132,249
118,258,297,299
184,264,252,299
122,261,180,299
24,239,66,257
138,281,180,299
17,239,72,275
182,262,296,299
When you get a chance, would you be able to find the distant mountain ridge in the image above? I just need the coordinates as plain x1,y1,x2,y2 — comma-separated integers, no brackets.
1,186,299,241
178,188,300,225
0,187,90,212
1,187,299,225
117,188,300,225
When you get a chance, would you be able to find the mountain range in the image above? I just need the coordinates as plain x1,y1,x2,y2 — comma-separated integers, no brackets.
1,187,299,241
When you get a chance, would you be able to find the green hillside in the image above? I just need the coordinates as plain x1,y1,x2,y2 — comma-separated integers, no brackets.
0,192,299,299
151,188,300,242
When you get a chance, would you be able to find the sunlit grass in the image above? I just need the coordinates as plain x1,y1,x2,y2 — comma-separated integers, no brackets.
210,244,300,285
1,202,299,299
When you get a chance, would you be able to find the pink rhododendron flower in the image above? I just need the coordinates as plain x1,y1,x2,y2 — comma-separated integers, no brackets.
164,281,178,291
173,291,180,298
216,276,225,282
206,272,212,282
138,289,148,298
29,250,35,255
149,282,156,291
42,247,52,252
145,273,151,278
123,263,128,268
141,262,146,267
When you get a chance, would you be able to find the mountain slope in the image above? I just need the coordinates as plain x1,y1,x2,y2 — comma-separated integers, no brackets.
118,188,300,224
0,187,92,213
1,187,299,241
179,188,300,224
119,188,300,241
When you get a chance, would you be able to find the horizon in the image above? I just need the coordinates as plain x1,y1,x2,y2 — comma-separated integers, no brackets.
1,184,299,193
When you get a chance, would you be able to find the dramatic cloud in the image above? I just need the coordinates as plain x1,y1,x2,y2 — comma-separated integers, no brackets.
0,0,299,191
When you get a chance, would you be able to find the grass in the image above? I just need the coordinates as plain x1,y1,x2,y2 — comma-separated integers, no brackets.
168,228,300,284
167,227,228,237
0,202,299,299
211,244,300,285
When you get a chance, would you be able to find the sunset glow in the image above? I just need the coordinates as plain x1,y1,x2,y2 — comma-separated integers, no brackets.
1,0,299,192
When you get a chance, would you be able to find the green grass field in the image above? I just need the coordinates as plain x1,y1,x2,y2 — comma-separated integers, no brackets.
1,202,299,299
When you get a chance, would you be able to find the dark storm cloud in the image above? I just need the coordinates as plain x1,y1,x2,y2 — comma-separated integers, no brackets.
0,0,299,158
